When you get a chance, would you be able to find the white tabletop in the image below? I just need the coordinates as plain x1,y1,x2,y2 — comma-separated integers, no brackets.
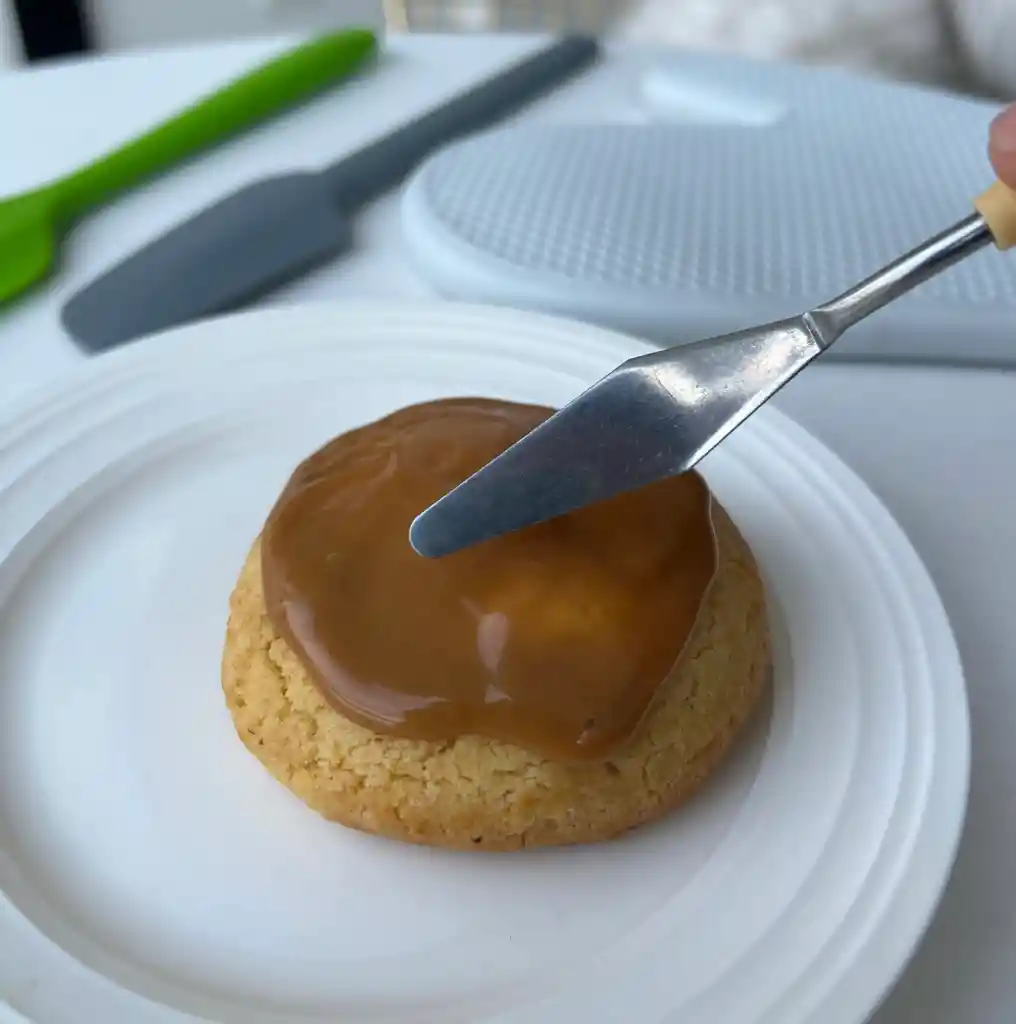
0,34,1013,1024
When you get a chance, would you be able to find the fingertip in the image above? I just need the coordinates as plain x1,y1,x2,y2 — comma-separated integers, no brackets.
989,106,1016,187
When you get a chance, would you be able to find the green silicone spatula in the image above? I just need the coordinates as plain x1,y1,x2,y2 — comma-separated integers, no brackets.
0,28,377,305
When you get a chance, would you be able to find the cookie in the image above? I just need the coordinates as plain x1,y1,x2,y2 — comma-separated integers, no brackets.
221,500,770,851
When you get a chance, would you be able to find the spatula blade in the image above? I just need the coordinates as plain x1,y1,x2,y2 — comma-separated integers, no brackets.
410,319,821,557
0,201,57,306
62,173,349,352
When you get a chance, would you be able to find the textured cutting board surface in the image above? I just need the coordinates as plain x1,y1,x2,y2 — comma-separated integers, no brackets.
403,51,1013,364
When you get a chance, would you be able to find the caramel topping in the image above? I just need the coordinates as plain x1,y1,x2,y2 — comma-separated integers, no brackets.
261,398,716,761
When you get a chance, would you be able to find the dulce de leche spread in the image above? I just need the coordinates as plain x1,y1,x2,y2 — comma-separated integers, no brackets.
261,398,716,761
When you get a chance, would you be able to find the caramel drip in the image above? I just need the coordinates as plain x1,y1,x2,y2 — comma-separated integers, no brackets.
262,398,716,761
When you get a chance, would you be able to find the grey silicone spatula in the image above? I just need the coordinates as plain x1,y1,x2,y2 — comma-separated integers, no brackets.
409,180,1016,558
62,35,600,352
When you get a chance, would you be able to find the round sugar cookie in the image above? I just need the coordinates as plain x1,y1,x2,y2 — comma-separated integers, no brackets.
221,499,770,851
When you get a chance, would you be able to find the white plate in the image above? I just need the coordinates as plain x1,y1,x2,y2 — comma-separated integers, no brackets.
0,303,968,1024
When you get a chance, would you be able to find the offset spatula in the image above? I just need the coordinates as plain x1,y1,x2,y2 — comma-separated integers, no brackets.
410,180,1016,558
62,35,600,352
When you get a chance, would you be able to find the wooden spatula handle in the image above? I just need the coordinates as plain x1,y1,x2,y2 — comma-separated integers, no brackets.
975,180,1016,250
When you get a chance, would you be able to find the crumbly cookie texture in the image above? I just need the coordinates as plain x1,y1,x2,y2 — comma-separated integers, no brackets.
221,503,770,851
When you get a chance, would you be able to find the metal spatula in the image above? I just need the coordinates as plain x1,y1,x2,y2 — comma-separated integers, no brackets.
410,180,1016,558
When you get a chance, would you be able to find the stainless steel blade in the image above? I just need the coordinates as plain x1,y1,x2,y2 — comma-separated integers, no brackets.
409,320,818,557
410,212,993,558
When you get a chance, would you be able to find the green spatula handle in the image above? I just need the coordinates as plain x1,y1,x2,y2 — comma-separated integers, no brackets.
48,29,377,222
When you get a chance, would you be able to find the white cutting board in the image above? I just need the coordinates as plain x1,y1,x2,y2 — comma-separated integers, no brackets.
402,50,1013,365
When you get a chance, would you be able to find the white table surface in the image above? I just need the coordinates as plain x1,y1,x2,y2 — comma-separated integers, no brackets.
0,33,1013,1024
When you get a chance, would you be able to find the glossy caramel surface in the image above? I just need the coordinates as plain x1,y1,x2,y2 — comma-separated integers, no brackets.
262,398,716,761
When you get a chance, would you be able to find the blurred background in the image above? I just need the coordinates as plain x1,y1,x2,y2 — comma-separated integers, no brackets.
1,0,1014,98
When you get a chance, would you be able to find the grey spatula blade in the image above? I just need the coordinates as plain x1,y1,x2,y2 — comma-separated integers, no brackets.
63,175,351,349
62,35,600,353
